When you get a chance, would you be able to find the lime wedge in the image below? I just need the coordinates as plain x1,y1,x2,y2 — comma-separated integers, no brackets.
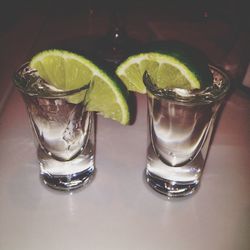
30,49,130,125
116,51,211,94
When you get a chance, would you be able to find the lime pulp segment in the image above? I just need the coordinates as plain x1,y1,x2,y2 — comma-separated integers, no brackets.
116,52,202,94
30,49,130,125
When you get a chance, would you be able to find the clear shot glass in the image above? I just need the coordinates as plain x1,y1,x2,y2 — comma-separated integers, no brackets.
144,65,230,197
13,63,95,191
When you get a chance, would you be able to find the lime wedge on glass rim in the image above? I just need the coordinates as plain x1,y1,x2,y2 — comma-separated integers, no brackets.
30,49,130,125
115,51,212,93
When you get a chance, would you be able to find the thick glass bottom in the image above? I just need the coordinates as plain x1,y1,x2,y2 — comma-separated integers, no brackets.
146,144,203,197
145,170,199,198
38,142,95,191
41,166,95,191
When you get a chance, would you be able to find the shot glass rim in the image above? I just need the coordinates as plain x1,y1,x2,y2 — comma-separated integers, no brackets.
13,62,90,99
144,64,231,104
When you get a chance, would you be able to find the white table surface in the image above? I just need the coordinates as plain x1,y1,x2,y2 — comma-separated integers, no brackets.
0,86,250,250
1,11,250,250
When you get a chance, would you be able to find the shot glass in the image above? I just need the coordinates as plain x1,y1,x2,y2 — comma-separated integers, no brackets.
144,65,230,197
13,63,95,191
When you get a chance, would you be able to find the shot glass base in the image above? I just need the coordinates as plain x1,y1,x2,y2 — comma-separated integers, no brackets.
41,166,95,191
145,170,199,198
146,144,203,198
38,144,95,191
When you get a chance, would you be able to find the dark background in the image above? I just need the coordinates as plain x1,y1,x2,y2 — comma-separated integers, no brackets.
1,0,249,34
1,0,249,85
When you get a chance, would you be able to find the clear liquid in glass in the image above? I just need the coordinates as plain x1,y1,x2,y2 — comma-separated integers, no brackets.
14,64,95,191
145,66,230,197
